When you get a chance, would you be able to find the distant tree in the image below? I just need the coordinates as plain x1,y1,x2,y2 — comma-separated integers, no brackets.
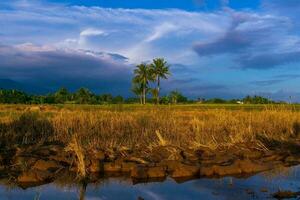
99,94,113,103
0,89,29,104
150,58,170,104
133,63,152,104
75,88,92,104
204,98,227,104
54,87,69,104
169,90,188,104
113,95,124,104
160,96,170,104
243,95,273,104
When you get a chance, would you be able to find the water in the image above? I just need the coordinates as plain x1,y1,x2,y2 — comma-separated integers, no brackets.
1,166,300,200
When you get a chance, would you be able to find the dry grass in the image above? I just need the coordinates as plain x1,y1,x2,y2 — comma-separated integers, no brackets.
65,134,86,178
0,104,300,152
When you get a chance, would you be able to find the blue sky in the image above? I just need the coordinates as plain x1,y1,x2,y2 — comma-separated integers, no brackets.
0,0,300,101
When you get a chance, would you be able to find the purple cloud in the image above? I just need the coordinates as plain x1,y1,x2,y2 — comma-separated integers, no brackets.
0,44,132,94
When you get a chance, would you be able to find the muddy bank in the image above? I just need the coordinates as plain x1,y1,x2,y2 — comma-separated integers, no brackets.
1,143,300,188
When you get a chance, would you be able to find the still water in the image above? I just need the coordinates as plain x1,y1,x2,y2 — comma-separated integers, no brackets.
1,166,300,200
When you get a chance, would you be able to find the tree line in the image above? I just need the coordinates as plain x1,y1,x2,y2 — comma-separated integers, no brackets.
0,57,286,105
0,87,190,105
0,88,283,105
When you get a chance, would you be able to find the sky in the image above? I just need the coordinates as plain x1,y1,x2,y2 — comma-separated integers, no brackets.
0,0,300,101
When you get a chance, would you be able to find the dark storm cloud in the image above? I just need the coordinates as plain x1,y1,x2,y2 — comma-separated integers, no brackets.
193,11,281,57
251,73,300,87
193,7,300,70
238,51,300,70
0,44,132,94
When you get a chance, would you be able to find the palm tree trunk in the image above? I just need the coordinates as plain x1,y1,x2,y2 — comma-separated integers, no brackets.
157,76,160,104
143,86,146,105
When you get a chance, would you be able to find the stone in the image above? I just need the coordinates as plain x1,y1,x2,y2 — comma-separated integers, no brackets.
150,146,183,162
212,164,242,176
103,162,122,172
147,166,166,178
157,160,180,173
49,154,73,165
89,159,102,173
121,162,136,173
272,190,300,199
171,164,199,178
131,166,148,180
18,170,53,183
15,157,38,169
237,159,271,174
32,160,62,171
199,166,214,177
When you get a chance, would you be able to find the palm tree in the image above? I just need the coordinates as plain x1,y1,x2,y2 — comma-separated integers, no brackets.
150,58,170,104
133,63,152,104
131,83,143,104
169,90,180,104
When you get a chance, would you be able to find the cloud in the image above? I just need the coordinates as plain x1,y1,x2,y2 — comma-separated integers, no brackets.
251,73,300,87
193,8,300,69
251,79,284,86
145,23,178,42
0,43,132,94
80,28,106,37
238,51,300,69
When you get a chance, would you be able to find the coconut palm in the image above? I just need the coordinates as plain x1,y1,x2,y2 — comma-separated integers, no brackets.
169,90,180,104
150,58,170,104
131,83,143,104
133,63,152,104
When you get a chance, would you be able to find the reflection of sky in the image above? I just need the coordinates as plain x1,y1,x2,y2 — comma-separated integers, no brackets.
1,166,300,200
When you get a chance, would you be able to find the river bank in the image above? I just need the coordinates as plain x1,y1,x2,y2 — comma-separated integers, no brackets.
1,142,300,189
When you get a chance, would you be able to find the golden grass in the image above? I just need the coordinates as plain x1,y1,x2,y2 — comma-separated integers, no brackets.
65,134,86,178
0,104,299,151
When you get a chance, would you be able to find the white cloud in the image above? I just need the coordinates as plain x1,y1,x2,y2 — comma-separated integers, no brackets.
145,23,178,42
80,28,106,37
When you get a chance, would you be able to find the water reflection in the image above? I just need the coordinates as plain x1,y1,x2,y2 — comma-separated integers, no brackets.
1,166,300,200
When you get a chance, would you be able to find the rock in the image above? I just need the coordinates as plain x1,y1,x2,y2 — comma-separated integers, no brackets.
181,150,199,162
200,166,214,177
171,164,199,178
103,162,122,172
88,159,102,173
272,190,300,199
15,156,38,169
200,159,271,177
32,160,62,171
150,146,183,162
157,160,181,173
121,162,136,173
18,170,53,183
147,166,166,178
212,164,242,176
237,159,271,174
236,149,263,159
49,154,73,165
131,166,148,180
